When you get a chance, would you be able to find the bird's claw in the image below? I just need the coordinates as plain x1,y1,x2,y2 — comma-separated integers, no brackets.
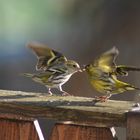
62,92,72,96
94,96,110,102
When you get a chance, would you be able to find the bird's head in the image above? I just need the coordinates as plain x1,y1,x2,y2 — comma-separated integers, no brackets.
83,64,96,76
66,60,82,74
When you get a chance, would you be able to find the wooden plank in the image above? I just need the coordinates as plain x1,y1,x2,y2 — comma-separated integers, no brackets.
0,119,39,140
0,90,137,127
126,106,140,140
49,123,118,140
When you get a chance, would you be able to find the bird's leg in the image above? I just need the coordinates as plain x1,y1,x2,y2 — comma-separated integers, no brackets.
48,88,53,96
59,86,71,96
38,88,53,96
95,96,108,102
95,94,112,102
107,94,112,99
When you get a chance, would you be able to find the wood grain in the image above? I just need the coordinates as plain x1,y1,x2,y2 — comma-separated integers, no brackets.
126,109,140,140
49,123,117,140
0,119,39,140
0,89,137,127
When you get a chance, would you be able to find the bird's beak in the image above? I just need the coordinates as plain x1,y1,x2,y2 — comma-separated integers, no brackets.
82,64,88,71
77,66,86,72
82,68,86,71
78,68,83,72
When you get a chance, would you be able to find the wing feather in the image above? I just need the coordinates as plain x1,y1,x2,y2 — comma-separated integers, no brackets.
94,47,119,73
27,42,67,71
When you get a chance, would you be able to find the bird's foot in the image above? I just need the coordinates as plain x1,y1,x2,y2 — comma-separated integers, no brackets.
48,91,54,96
95,96,110,102
47,94,54,96
38,92,53,97
62,92,72,96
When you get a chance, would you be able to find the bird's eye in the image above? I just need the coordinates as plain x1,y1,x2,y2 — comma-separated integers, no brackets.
73,64,76,68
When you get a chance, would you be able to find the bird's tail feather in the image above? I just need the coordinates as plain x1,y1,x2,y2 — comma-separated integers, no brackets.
126,85,140,91
125,67,140,71
116,65,140,76
117,65,140,72
20,73,34,78
134,86,140,90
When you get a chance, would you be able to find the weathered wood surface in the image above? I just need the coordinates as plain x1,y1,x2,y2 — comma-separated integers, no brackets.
49,123,117,140
0,119,39,140
0,90,137,127
126,110,140,140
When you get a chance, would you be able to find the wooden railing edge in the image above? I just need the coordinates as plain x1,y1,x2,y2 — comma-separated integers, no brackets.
0,89,139,140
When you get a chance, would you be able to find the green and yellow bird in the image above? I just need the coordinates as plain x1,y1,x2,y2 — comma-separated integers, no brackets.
85,47,140,101
23,42,82,96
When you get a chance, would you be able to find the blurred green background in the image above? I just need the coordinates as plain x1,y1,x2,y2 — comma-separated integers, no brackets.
0,0,140,139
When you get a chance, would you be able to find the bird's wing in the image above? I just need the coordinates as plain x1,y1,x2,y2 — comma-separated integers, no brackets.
34,69,65,83
94,47,119,73
27,42,67,71
116,65,140,76
33,71,55,83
